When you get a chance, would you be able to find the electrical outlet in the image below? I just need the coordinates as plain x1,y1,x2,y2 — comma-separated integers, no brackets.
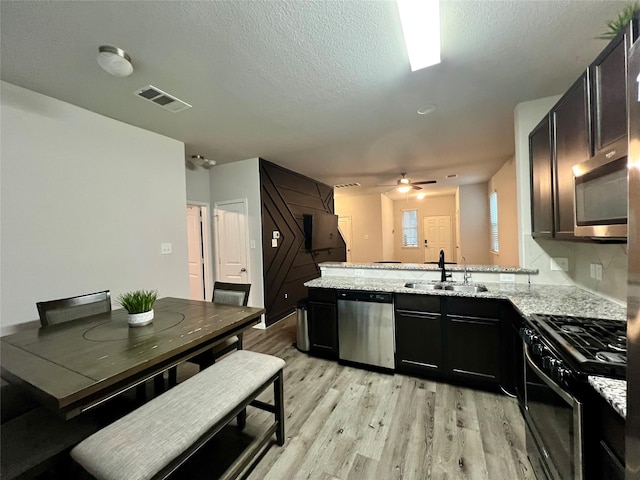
590,264,595,278
594,263,603,281
550,257,568,272
500,273,516,282
161,243,172,255
273,231,280,239
271,238,278,248
354,270,365,277
284,293,288,299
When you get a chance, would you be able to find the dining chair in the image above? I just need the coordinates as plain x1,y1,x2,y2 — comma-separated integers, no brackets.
36,290,112,327
187,282,252,371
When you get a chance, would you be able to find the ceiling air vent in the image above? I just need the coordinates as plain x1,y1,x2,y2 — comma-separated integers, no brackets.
133,85,192,113
334,182,361,189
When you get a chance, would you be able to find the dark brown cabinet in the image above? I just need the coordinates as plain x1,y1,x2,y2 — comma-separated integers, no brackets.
585,387,626,480
529,114,554,238
307,288,338,357
552,73,591,239
591,30,630,153
395,294,503,388
395,294,442,376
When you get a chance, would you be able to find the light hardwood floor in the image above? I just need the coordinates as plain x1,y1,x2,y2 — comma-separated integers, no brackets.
176,314,535,480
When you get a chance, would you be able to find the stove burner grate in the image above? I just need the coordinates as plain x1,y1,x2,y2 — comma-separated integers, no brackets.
595,351,626,364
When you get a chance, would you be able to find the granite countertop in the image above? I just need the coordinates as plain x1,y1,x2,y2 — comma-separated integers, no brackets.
320,262,538,274
588,376,627,418
305,276,627,321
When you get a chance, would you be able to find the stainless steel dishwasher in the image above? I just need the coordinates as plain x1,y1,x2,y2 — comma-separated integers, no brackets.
337,290,395,369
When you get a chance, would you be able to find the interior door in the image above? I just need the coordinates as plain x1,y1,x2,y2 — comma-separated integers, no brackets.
186,205,205,300
338,215,353,262
423,215,453,263
214,200,249,284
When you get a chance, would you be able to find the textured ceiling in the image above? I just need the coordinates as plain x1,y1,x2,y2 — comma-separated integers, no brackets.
0,1,626,198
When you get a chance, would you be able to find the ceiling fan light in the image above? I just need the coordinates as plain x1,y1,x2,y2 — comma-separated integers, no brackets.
97,45,133,77
399,178,411,185
398,185,411,193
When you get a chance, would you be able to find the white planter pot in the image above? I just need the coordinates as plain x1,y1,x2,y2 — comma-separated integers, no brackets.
127,309,154,327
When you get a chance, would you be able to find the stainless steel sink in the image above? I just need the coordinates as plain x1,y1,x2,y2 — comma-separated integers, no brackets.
404,282,443,290
443,284,488,293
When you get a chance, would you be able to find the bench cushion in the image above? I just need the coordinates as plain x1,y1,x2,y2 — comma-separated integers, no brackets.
71,350,285,480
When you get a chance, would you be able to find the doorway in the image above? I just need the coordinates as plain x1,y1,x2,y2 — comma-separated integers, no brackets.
186,203,212,300
423,215,453,263
213,199,250,285
338,215,353,262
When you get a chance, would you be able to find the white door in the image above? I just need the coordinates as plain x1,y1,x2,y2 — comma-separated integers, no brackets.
214,200,249,284
338,215,353,262
423,215,453,263
186,205,205,300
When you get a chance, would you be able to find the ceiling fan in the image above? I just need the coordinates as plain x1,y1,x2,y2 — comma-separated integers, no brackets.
379,173,437,192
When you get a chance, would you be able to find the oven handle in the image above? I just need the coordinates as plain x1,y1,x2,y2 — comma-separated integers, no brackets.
524,344,579,406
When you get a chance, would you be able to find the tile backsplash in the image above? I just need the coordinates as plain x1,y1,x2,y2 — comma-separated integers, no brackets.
526,236,627,303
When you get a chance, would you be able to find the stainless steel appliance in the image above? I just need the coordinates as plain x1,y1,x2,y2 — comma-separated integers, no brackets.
626,31,640,480
572,138,628,239
337,291,395,369
521,314,627,480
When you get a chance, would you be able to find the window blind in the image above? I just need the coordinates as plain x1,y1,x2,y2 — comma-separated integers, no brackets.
490,191,499,252
402,210,418,247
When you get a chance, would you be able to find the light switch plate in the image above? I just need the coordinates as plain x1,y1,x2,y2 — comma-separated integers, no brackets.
594,263,603,281
271,238,278,248
161,243,172,255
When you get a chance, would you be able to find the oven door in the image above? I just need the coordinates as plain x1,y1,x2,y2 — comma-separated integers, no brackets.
524,345,583,480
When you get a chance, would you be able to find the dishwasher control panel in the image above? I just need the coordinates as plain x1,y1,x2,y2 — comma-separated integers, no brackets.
337,291,393,303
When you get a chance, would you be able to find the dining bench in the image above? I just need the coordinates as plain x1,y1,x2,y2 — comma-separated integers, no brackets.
71,350,286,480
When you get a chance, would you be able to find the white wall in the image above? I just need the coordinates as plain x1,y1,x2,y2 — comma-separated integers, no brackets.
489,156,519,267
185,165,211,204
458,183,491,264
514,95,628,302
381,194,395,260
1,82,189,334
209,158,265,320
335,194,384,262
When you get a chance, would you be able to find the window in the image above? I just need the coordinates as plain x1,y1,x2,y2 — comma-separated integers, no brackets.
402,209,418,247
490,191,499,253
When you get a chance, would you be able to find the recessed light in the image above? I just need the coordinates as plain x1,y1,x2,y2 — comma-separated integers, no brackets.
416,193,426,199
446,174,458,179
417,104,437,115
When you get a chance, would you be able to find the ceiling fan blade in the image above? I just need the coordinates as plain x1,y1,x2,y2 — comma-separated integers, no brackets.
412,180,437,185
411,185,422,190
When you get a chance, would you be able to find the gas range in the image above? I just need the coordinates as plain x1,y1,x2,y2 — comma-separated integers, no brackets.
528,313,626,379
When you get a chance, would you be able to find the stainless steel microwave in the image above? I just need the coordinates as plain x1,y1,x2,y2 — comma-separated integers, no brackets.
572,138,628,239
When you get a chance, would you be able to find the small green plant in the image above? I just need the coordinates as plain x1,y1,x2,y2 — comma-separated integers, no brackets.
598,3,640,39
118,290,157,314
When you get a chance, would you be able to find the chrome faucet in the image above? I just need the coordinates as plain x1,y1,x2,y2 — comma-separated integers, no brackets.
438,250,452,282
462,256,472,284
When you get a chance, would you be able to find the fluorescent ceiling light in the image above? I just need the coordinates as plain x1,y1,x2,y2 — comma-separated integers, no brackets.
396,0,441,71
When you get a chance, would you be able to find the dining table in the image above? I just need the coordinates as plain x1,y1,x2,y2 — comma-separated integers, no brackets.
0,297,265,419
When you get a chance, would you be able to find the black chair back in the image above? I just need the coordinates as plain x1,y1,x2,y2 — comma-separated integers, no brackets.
36,290,111,327
212,282,251,306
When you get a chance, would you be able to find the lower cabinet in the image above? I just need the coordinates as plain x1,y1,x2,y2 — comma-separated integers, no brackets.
584,387,626,480
307,288,338,358
395,294,503,388
448,315,500,383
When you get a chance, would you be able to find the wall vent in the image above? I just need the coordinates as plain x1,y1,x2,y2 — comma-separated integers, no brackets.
133,85,192,113
334,182,361,189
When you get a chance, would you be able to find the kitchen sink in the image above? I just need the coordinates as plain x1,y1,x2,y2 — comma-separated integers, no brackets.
443,284,488,293
404,282,443,290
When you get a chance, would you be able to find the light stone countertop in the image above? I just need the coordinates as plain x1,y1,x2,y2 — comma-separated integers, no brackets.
304,277,627,321
588,376,627,418
304,276,627,413
320,262,537,274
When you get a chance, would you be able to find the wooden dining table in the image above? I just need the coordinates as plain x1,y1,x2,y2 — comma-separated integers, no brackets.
0,297,265,419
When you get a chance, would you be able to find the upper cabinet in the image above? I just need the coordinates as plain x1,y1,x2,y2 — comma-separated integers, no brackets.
552,73,592,239
591,29,630,153
530,114,554,238
529,19,637,242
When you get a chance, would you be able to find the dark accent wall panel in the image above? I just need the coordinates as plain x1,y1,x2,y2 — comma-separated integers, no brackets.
260,159,346,326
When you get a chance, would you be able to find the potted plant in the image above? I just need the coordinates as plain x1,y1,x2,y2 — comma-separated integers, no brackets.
118,290,157,327
598,3,639,39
